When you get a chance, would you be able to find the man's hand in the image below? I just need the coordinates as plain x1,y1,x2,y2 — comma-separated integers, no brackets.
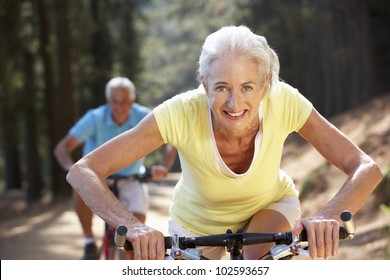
126,224,166,260
150,165,169,181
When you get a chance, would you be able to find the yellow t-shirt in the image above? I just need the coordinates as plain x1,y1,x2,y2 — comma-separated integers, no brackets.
153,82,313,235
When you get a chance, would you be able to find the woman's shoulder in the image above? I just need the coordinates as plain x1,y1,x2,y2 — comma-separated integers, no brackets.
266,81,310,109
161,85,207,110
268,81,299,100
265,81,312,114
175,85,206,101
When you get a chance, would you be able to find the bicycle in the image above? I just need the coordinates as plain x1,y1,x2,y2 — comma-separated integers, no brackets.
99,169,152,260
114,210,355,260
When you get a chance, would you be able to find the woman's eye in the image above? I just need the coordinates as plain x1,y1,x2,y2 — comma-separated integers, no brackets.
243,85,253,92
215,86,228,93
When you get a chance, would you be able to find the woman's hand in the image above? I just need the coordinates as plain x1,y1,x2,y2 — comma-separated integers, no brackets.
293,217,340,259
126,223,166,260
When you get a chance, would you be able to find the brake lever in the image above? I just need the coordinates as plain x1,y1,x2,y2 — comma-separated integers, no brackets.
169,234,203,260
289,240,309,255
270,235,309,260
269,244,294,259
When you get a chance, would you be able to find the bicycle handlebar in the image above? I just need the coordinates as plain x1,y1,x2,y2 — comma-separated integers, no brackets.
116,210,355,259
135,168,152,182
119,227,349,251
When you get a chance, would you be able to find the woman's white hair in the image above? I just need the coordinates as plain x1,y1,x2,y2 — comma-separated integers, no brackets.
105,77,136,101
198,25,280,94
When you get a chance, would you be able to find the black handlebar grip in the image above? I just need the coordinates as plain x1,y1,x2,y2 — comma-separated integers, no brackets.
115,225,128,247
340,210,352,221
340,210,355,237
135,168,152,182
299,230,307,242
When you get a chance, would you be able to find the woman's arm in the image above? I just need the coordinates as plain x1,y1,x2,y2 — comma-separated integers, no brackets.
294,108,383,259
66,112,167,260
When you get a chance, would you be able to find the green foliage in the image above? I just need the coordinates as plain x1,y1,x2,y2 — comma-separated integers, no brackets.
378,189,390,259
136,0,241,107
375,166,390,206
380,204,390,215
375,167,390,259
299,174,317,200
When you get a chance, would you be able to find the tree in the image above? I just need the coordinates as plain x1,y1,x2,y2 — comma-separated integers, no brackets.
0,0,23,191
87,0,113,108
35,0,64,199
23,48,44,202
237,0,380,117
52,0,74,198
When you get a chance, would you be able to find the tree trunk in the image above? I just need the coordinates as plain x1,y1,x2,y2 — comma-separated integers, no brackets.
53,0,74,198
0,1,23,191
3,145,22,190
89,0,112,108
23,50,44,202
35,0,66,199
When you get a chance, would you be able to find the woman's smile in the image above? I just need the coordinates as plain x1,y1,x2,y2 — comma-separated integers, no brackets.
225,109,247,118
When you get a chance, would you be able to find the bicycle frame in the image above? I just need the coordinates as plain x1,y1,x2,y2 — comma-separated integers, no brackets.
101,224,118,260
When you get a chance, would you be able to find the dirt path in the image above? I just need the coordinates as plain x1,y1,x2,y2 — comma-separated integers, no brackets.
0,174,178,260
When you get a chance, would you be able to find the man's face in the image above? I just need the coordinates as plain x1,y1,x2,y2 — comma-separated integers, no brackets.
108,88,133,125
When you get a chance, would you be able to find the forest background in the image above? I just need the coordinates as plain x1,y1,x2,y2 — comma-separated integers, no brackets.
0,0,389,203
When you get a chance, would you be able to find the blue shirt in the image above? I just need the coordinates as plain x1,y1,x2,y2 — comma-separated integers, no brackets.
69,103,151,176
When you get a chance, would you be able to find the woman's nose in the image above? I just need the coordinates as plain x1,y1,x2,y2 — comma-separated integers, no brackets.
227,90,240,109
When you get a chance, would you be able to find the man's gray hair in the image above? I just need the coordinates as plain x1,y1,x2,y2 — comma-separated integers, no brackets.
105,77,136,101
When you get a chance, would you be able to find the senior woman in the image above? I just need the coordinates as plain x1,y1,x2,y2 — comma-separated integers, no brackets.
67,25,382,260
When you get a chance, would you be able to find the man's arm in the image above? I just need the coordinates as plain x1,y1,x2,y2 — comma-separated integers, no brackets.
54,134,81,171
150,144,177,180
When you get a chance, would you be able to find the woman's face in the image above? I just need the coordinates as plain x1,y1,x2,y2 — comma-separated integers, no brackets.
203,54,268,135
